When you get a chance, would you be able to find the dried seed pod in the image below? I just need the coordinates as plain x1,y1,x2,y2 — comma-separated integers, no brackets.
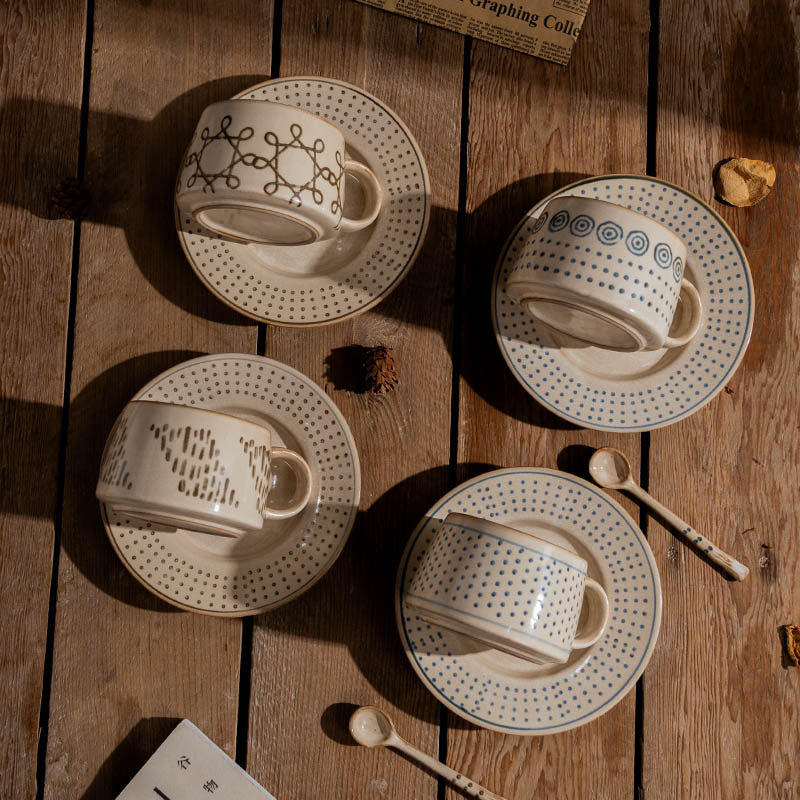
50,177,91,220
362,345,399,394
714,157,776,207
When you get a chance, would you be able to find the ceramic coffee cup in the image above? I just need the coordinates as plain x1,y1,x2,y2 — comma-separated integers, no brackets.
405,513,609,665
176,99,383,245
505,196,703,352
96,401,313,536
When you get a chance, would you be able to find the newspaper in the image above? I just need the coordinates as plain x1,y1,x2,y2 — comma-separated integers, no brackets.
354,0,590,64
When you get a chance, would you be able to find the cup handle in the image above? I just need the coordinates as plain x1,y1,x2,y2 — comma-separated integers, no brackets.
663,278,703,349
572,577,610,649
338,159,383,234
263,447,313,520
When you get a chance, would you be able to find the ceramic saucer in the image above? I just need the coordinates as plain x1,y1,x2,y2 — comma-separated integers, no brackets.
102,354,360,616
176,77,431,326
395,468,661,735
493,175,754,431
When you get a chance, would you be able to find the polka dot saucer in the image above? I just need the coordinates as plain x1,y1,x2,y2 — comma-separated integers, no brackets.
176,77,431,326
101,354,360,616
493,175,754,431
395,468,662,735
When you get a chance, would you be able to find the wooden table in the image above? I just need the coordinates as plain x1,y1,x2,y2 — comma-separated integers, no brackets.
3,1,798,797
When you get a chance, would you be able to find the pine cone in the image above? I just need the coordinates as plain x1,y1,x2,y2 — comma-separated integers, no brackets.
50,177,91,220
362,345,399,394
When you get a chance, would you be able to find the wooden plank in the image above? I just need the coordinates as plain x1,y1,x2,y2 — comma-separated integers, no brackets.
43,1,272,797
453,2,650,798
0,2,85,798
643,2,800,797
245,1,464,797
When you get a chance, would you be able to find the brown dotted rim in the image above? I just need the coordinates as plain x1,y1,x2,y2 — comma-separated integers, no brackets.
102,353,361,617
175,76,431,327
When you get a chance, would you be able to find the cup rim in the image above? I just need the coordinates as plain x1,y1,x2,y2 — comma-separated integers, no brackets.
192,202,321,245
507,286,654,351
126,399,273,438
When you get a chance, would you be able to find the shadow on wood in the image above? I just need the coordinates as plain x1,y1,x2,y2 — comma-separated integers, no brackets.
253,463,499,728
60,350,205,611
79,716,182,800
0,75,266,326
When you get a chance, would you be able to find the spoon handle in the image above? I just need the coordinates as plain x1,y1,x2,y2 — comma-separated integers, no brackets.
391,737,507,800
628,483,749,581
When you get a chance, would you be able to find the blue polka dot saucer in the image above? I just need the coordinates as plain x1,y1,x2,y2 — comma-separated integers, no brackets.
395,468,662,735
493,175,754,431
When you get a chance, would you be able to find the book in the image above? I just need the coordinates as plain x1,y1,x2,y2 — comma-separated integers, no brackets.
115,720,277,800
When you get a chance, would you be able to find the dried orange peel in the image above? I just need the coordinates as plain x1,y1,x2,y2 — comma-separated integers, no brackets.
715,157,776,207
783,625,800,667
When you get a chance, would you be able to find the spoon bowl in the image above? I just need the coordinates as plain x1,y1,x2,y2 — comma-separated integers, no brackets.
348,704,507,800
349,705,395,748
588,447,633,489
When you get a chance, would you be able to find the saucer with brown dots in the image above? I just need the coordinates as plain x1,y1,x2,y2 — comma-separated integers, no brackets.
101,353,360,616
175,77,431,327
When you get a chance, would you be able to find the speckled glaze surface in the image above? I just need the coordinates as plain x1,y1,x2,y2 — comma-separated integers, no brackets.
176,77,430,326
395,468,661,735
102,354,360,616
493,175,754,431
406,512,609,664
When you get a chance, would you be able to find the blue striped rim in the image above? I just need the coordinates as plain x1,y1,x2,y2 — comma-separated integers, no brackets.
406,592,572,654
493,175,754,431
399,468,660,733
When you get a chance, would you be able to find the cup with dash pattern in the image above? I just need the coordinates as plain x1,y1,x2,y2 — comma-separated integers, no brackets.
96,401,313,536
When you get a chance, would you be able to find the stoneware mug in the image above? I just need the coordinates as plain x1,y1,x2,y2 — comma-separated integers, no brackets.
176,99,383,245
96,401,313,536
505,195,703,352
405,513,610,665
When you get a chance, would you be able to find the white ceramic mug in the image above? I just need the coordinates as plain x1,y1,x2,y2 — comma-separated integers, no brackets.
505,196,703,352
405,513,609,665
176,99,383,245
96,401,313,536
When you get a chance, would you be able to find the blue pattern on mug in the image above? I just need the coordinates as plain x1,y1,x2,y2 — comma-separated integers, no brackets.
548,209,569,232
596,220,623,245
531,211,549,234
625,229,650,256
672,255,683,282
654,242,673,269
569,214,595,237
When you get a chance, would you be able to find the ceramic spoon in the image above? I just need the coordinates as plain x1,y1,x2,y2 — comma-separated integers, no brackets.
349,706,507,800
588,447,749,581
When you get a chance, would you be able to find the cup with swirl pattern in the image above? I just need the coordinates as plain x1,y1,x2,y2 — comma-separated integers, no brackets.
176,100,383,246
505,195,703,351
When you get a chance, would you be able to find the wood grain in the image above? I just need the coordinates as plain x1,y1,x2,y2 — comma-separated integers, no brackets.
0,2,85,798
452,0,650,797
42,1,271,797
643,1,800,797
244,1,464,797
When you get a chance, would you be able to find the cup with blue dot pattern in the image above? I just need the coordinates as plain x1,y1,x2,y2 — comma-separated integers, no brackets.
405,512,610,665
504,195,703,352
